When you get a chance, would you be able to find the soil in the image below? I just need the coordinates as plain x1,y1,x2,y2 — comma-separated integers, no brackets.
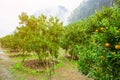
9,53,31,58
23,59,58,71
51,61,92,80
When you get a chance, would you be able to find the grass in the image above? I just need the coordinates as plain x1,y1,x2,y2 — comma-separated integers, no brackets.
3,49,9,53
12,60,63,74
12,62,41,75
11,60,63,80
6,49,80,80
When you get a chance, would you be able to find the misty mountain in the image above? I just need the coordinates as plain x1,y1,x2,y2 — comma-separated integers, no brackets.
68,0,114,23
34,5,70,25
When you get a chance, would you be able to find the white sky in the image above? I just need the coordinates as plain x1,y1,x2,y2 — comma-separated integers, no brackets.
0,0,83,37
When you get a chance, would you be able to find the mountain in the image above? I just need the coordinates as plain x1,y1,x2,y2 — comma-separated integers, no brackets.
68,0,114,23
34,5,70,25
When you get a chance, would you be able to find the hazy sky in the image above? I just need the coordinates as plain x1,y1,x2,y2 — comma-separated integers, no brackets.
0,0,83,37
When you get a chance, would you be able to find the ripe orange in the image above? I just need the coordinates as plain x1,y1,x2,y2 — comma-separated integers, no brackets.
95,29,99,32
115,45,120,50
117,30,119,32
100,56,105,59
100,27,105,31
105,43,111,48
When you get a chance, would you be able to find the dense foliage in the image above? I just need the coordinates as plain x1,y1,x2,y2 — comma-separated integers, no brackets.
61,5,120,79
76,6,120,79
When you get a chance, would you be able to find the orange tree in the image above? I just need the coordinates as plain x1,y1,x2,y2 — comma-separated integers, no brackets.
0,34,20,52
13,13,64,62
78,6,120,79
61,19,90,59
0,35,12,48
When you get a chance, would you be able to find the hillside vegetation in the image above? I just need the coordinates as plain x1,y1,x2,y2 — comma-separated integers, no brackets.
68,0,114,23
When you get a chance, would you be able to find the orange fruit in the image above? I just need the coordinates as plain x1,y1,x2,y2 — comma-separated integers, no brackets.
95,29,99,32
115,45,120,50
100,56,105,59
105,43,111,48
100,27,105,31
117,30,119,32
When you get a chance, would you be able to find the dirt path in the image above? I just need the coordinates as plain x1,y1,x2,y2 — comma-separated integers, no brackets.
51,61,92,80
0,50,13,80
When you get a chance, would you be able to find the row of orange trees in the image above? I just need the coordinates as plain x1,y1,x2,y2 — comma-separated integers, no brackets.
64,6,120,79
0,13,65,62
